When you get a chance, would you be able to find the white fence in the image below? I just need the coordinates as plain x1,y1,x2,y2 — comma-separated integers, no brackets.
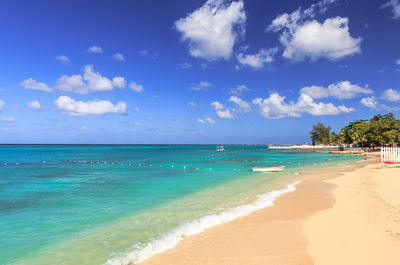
381,147,400,164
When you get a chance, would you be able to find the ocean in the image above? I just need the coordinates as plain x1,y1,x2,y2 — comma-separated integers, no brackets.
0,145,361,265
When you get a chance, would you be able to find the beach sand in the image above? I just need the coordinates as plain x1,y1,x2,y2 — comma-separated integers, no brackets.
138,157,400,265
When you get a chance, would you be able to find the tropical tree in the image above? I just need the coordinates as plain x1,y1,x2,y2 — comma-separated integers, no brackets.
310,123,331,145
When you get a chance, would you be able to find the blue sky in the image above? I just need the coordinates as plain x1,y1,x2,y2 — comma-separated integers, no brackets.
0,0,399,144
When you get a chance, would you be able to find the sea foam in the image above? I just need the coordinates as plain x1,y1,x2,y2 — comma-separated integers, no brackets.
104,180,300,265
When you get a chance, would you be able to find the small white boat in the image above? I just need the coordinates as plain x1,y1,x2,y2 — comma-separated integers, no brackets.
252,165,285,172
216,146,224,151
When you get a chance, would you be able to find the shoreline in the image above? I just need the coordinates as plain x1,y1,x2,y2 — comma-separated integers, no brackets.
134,155,377,265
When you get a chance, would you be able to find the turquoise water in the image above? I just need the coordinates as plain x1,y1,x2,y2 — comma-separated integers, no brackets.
0,145,361,265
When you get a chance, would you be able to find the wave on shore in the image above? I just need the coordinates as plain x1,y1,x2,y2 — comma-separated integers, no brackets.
105,181,300,265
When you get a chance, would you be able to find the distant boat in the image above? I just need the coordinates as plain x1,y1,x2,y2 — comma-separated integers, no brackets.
252,165,285,172
216,146,224,151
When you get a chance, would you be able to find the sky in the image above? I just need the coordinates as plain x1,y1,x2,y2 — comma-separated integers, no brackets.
0,0,399,144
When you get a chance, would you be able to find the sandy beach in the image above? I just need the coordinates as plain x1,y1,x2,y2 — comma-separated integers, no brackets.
138,155,400,265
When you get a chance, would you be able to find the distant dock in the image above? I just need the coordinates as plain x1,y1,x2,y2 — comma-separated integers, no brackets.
268,144,350,151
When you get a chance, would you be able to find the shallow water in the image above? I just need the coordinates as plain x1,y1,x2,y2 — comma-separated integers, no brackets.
0,145,361,265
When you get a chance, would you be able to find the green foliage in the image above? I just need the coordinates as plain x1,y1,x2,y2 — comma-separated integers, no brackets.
310,123,331,145
311,113,400,146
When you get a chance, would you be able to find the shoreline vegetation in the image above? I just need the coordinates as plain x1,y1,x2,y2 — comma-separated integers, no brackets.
309,113,400,148
136,153,400,265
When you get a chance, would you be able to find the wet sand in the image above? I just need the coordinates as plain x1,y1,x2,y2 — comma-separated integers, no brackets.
138,160,387,265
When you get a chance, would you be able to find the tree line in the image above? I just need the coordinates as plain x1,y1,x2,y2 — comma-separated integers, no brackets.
310,113,400,147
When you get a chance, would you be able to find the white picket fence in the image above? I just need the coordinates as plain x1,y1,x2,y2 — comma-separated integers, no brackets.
381,147,400,164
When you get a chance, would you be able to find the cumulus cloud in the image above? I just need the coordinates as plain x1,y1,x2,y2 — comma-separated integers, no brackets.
190,81,212,91
228,84,249,96
55,65,125,94
112,77,127,89
187,102,197,107
20,78,53,92
267,1,361,61
197,117,216,124
253,93,353,119
229,95,251,112
396,58,400,65
175,0,246,61
381,0,400,19
54,96,127,116
27,101,44,110
382,89,400,102
113,53,125,62
300,81,373,100
237,48,278,69
360,96,378,109
129,82,144,92
216,109,234,119
360,96,400,111
210,101,224,111
55,55,70,63
87,45,103,54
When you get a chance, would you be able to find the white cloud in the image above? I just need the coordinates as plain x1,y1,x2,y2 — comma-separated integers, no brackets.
175,0,246,61
113,53,125,62
360,96,378,109
210,101,224,111
80,126,88,130
360,96,400,111
134,122,143,127
0,100,4,111
84,65,113,92
54,96,127,116
237,48,278,69
216,109,235,119
175,118,184,123
381,0,400,19
300,81,373,100
267,1,361,61
187,102,197,107
134,107,140,112
282,18,361,61
396,58,400,65
229,84,249,95
112,77,127,89
139,50,149,56
0,117,14,123
197,117,216,124
55,65,120,94
190,81,212,91
180,62,193,69
2,127,9,131
55,55,70,63
27,101,44,110
147,116,154,121
87,45,103,54
382,89,400,102
20,78,53,92
55,75,85,93
129,82,144,92
229,95,251,112
252,92,353,119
